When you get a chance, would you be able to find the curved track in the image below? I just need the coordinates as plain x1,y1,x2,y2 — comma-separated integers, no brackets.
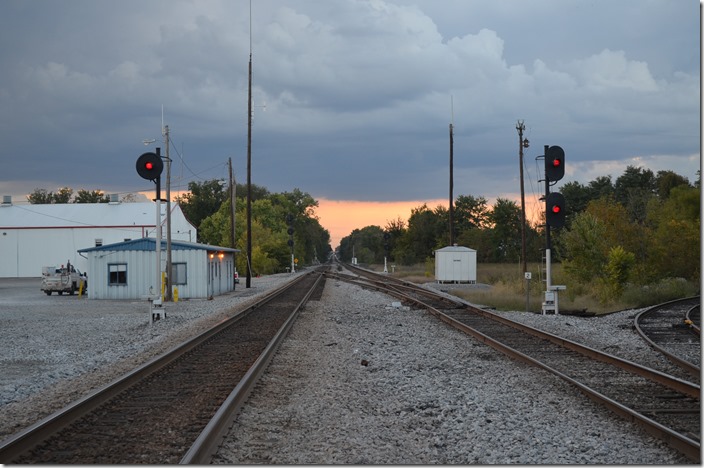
635,297,701,378
334,263,701,462
0,268,325,464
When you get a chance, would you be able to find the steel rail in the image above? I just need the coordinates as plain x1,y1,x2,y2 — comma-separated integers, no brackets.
429,302,701,463
180,271,325,464
330,270,699,398
426,302,700,461
634,297,701,378
686,304,701,336
330,266,700,461
0,271,312,463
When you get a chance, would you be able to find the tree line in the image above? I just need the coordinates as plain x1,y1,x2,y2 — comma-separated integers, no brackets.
25,165,700,296
338,166,700,301
27,182,333,276
176,181,332,276
27,187,116,204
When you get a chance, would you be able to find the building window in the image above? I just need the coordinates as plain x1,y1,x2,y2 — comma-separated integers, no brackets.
172,263,187,285
95,239,103,247
108,263,127,285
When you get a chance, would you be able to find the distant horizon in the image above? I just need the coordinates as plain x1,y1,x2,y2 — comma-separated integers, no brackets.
7,157,694,248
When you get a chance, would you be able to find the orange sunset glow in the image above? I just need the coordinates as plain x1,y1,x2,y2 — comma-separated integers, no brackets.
316,195,546,249
142,192,545,250
316,198,445,248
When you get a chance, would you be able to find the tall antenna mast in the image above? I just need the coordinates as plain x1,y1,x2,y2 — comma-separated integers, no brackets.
449,95,455,246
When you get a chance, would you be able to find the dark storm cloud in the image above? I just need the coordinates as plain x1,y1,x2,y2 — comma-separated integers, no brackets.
0,0,698,203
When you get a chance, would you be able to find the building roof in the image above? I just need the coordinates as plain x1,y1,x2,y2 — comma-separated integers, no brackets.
0,202,191,229
78,237,239,254
435,245,477,253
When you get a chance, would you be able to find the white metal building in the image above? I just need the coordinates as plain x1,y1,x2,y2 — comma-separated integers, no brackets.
0,197,196,278
78,238,239,300
434,245,477,284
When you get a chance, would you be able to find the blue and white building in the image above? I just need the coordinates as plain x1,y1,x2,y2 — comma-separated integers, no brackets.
78,238,239,300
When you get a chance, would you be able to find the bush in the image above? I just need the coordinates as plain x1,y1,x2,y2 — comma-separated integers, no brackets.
621,278,699,307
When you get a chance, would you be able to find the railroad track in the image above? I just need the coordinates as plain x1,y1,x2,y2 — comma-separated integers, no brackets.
0,268,326,464
635,297,701,378
333,263,701,462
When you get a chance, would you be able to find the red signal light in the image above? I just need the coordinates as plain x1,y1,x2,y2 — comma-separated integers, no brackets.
136,152,163,180
545,146,565,182
545,192,566,228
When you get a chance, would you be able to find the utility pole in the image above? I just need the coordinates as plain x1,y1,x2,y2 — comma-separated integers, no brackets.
229,157,236,252
449,96,455,246
516,121,529,276
245,0,253,288
164,124,173,301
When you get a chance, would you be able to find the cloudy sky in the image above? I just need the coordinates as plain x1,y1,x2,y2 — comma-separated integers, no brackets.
0,0,699,246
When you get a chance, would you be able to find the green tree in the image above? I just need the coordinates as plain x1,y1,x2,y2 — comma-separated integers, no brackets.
560,181,590,227
457,227,494,262
404,204,444,263
599,245,636,301
27,187,74,203
655,170,690,200
200,188,331,274
432,204,451,247
586,197,643,259
27,188,54,204
74,189,110,203
614,166,656,223
53,187,73,203
454,194,490,231
198,199,232,247
269,188,328,265
562,197,644,296
487,198,521,262
587,175,614,200
384,217,406,262
339,226,385,263
235,182,270,202
646,185,700,281
176,179,229,235
297,216,332,264
562,212,609,284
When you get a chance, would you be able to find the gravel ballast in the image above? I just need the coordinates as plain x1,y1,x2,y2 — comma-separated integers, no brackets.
0,274,693,463
210,278,690,464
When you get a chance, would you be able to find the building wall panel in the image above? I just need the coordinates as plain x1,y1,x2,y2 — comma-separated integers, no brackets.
86,248,235,300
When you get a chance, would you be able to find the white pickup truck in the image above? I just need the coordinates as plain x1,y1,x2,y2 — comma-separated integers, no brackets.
41,262,87,296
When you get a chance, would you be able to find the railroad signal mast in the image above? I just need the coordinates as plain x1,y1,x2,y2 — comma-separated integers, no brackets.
383,232,391,273
136,150,166,323
541,145,567,314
